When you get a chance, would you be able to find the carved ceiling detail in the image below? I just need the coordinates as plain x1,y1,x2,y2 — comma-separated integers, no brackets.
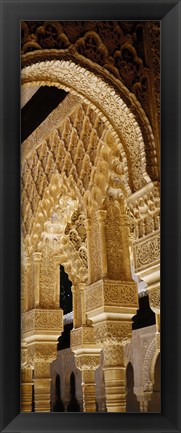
21,21,160,145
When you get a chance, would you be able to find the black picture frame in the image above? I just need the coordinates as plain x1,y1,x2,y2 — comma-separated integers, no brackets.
1,1,181,432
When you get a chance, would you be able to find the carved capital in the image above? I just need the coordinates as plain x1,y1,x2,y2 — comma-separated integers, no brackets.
75,353,101,371
96,209,107,224
27,342,57,365
71,325,100,352
148,286,160,314
95,320,132,345
103,344,125,367
32,252,42,263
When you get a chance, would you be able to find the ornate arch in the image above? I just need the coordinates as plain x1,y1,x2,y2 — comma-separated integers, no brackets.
21,59,156,192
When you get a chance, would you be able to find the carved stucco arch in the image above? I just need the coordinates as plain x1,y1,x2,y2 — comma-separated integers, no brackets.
21,59,155,193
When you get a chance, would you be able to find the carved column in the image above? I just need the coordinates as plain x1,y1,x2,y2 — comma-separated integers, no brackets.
76,354,100,412
95,320,133,412
104,350,126,412
148,285,160,351
132,221,160,352
34,361,52,412
96,210,107,278
72,284,82,328
54,255,61,308
22,309,63,412
71,324,101,412
21,367,33,412
84,218,93,284
25,256,30,312
33,252,41,308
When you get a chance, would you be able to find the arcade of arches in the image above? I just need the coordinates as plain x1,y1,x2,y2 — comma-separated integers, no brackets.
21,21,160,413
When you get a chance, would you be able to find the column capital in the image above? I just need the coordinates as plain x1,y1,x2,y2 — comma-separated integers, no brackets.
96,209,107,223
75,353,101,371
95,320,132,346
71,325,102,353
32,252,42,262
148,285,160,314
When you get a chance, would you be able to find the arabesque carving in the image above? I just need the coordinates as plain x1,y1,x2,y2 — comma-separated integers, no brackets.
76,354,100,371
148,286,160,313
27,343,57,364
133,231,160,273
85,279,138,313
22,309,63,335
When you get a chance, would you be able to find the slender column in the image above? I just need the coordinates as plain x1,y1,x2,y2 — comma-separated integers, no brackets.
25,256,30,311
96,210,107,278
84,218,93,284
136,391,152,412
80,283,86,325
33,252,41,308
75,353,101,413
34,362,51,412
71,285,77,327
148,285,160,351
54,255,61,307
94,319,133,412
82,370,96,412
71,325,101,413
103,345,126,412
21,367,33,412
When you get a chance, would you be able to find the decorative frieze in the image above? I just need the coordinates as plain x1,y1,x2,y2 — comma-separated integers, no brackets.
133,231,160,272
22,308,63,335
85,279,138,313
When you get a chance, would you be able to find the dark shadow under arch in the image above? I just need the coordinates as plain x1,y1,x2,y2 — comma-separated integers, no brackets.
126,362,140,413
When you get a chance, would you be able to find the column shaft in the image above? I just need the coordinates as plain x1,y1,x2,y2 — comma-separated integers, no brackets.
21,368,33,412
104,367,126,412
82,370,96,412
34,362,52,412
33,252,41,308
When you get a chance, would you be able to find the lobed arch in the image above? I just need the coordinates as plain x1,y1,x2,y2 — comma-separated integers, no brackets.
21,58,156,193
